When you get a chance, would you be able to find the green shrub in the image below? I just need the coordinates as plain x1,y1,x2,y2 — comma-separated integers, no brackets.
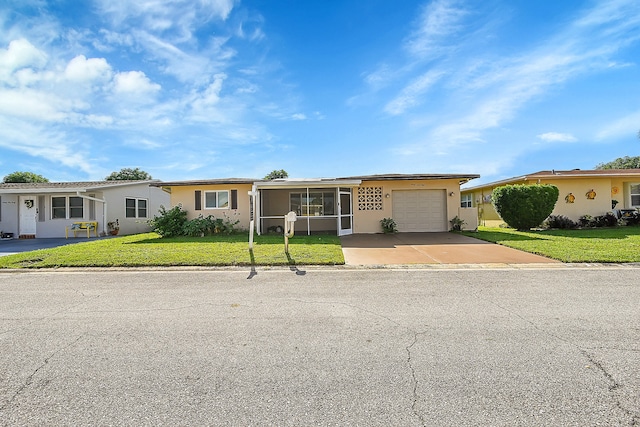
491,184,559,231
182,215,216,236
380,218,397,233
449,215,466,231
148,205,188,237
624,212,640,226
183,214,241,236
593,213,618,227
545,215,577,229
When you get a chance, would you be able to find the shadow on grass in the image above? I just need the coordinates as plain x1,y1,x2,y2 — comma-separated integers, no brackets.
286,252,306,276
127,235,246,245
463,231,546,243
467,226,640,244
538,227,637,239
127,233,343,246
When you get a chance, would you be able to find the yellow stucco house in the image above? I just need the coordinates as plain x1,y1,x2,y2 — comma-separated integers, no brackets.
152,173,480,235
461,169,640,225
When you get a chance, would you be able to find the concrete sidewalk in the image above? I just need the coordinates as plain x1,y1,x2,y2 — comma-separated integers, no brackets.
340,232,560,265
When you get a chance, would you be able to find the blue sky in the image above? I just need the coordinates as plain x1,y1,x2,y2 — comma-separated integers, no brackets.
1,0,640,185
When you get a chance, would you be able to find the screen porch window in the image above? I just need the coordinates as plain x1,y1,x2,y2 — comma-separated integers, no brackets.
205,191,229,209
290,192,335,216
631,184,640,207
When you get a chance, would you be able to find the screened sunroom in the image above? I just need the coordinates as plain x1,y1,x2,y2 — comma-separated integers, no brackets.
253,179,361,236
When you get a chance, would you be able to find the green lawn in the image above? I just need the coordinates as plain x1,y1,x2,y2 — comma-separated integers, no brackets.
0,233,345,269
463,226,640,263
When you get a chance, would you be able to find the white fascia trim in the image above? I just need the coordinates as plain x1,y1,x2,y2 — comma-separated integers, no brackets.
254,179,362,189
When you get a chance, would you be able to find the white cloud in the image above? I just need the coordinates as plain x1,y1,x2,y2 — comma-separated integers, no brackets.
384,69,445,115
0,116,93,175
291,113,306,120
595,110,640,141
113,70,161,95
192,73,226,106
0,38,47,82
393,0,640,156
64,55,113,83
405,0,469,58
0,88,70,121
96,0,237,40
537,132,578,142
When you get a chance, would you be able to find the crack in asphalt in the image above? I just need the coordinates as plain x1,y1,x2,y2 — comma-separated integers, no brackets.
476,292,640,425
70,302,239,314
0,334,85,412
289,298,428,426
406,331,427,427
0,294,101,336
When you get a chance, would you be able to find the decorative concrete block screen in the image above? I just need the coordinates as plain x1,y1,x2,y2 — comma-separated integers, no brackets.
358,187,383,210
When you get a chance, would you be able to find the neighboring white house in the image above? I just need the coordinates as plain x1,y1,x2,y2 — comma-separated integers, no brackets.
0,180,169,238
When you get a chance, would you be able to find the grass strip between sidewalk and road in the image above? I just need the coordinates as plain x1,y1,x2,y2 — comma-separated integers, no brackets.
0,233,345,269
462,226,640,263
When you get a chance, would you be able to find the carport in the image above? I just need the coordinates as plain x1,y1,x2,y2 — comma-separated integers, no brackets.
340,233,559,265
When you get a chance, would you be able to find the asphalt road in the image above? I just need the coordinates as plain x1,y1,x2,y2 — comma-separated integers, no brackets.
0,267,638,426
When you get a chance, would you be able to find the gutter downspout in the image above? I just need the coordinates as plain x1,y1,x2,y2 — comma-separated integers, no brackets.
76,192,107,236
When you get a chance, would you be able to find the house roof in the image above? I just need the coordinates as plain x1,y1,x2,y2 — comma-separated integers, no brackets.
462,169,640,191
153,173,481,188
255,178,362,189
340,173,480,184
0,180,159,194
151,178,259,187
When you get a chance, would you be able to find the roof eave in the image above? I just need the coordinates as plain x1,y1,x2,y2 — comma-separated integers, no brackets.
255,179,362,189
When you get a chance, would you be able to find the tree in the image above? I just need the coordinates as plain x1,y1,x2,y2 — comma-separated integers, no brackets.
3,171,49,183
264,169,289,180
491,184,559,231
595,156,640,169
105,167,152,181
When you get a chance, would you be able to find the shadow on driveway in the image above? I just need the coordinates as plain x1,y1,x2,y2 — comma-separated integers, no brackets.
340,232,560,265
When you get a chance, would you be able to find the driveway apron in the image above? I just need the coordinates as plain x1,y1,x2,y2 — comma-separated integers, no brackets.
0,238,98,256
340,232,560,265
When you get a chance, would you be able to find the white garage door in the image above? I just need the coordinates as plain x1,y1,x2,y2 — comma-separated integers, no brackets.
392,190,447,232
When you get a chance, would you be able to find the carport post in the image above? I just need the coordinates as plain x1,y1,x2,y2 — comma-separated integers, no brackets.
76,192,107,236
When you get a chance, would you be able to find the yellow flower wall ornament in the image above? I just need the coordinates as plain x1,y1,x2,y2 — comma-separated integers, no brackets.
565,193,575,203
586,189,596,200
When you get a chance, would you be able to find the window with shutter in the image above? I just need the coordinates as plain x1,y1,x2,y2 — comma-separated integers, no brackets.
231,190,238,209
195,190,202,210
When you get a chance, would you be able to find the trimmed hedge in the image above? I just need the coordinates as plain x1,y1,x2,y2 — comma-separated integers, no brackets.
492,184,559,230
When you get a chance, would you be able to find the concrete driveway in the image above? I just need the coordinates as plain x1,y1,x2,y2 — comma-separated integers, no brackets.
340,232,560,265
0,237,105,256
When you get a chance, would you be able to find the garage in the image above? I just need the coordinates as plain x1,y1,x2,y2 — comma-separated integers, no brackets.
392,190,447,232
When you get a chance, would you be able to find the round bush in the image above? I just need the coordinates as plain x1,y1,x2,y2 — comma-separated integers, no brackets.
491,184,559,231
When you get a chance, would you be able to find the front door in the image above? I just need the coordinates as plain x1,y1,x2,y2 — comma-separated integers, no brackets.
19,196,37,237
338,189,353,236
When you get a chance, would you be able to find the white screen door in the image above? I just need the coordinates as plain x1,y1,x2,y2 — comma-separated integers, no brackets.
338,189,353,236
